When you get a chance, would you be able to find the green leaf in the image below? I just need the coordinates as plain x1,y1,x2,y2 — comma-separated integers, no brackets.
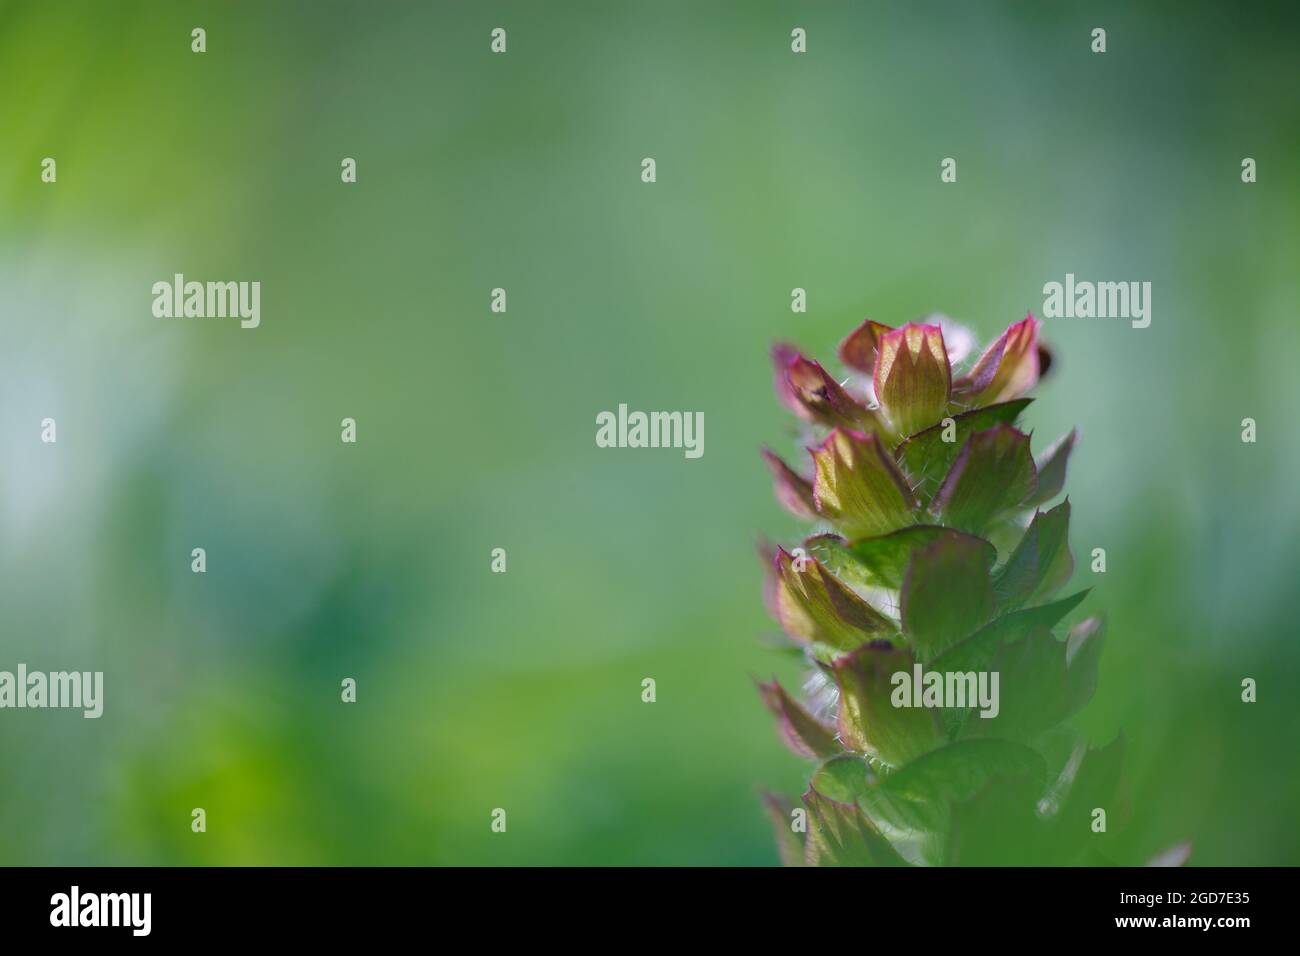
848,740,1047,863
945,770,1044,865
811,754,967,868
946,600,1097,743
931,425,1037,534
884,738,1048,803
978,630,1072,739
811,758,932,861
931,589,1090,676
812,429,918,538
1060,735,1126,820
759,790,806,867
992,500,1074,609
1026,428,1077,506
894,398,1031,502
802,790,908,867
832,643,942,767
1064,616,1105,718
761,448,818,519
846,525,995,592
901,534,996,659
809,753,875,803
1039,735,1127,860
756,678,843,759
771,548,894,650
804,533,877,592
856,780,948,857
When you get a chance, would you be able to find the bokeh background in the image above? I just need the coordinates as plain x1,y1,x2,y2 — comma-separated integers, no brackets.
1,0,1297,865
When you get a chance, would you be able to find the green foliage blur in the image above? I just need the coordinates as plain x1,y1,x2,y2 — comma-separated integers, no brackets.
1,0,1297,865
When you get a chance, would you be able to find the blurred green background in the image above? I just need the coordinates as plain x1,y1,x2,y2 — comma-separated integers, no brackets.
1,0,1297,865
